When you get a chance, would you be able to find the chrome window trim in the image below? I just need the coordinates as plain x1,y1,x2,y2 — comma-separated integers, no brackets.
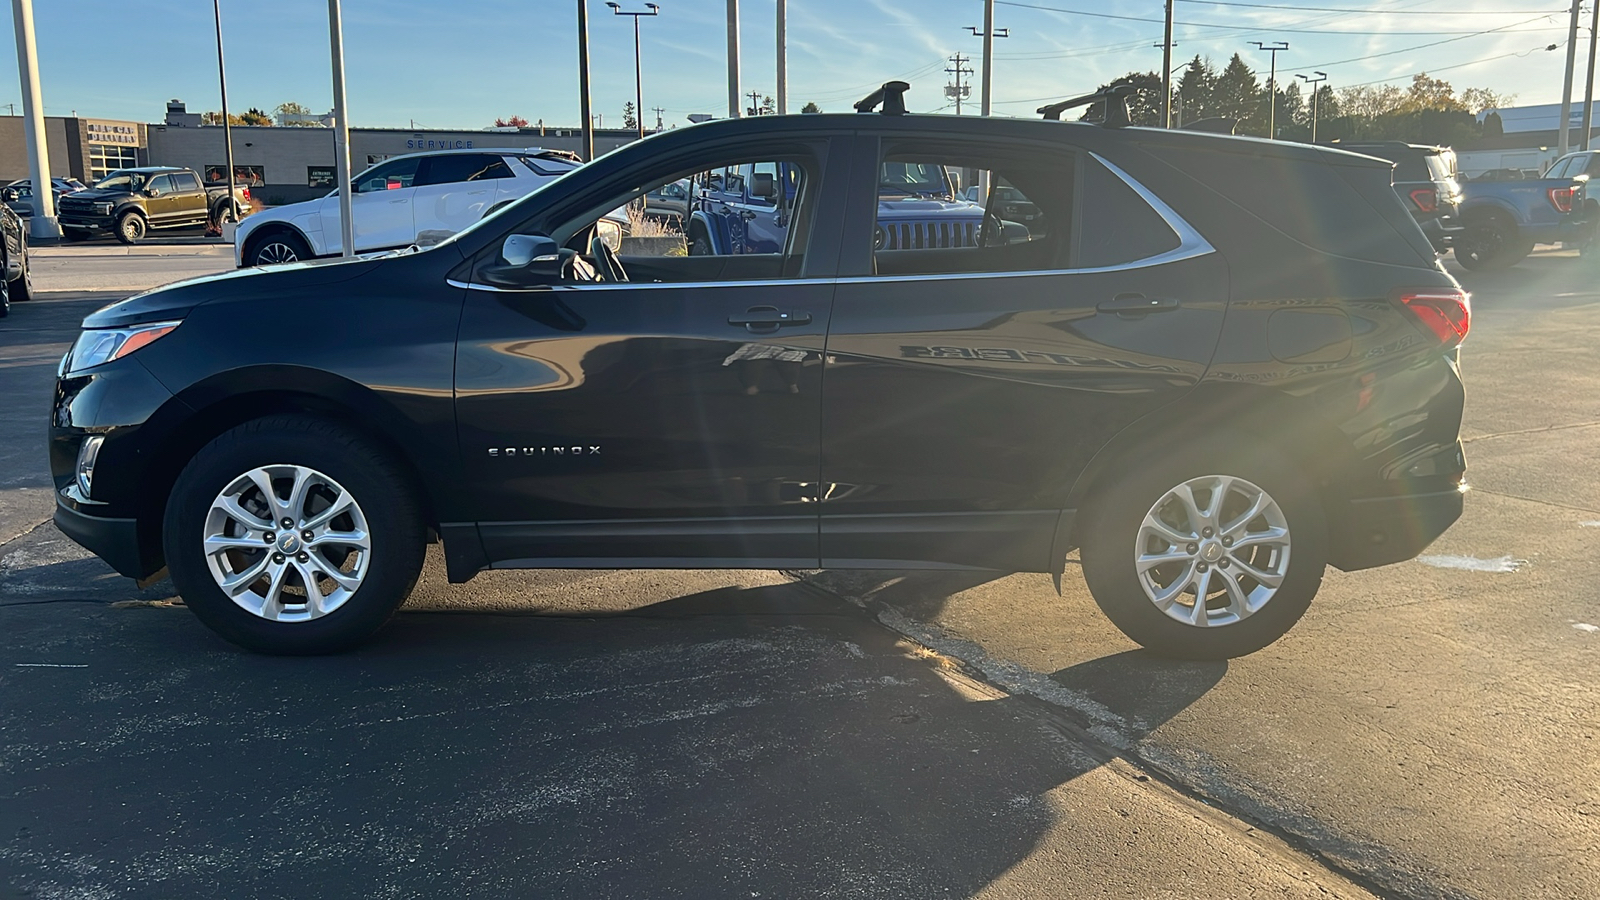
450,154,1214,293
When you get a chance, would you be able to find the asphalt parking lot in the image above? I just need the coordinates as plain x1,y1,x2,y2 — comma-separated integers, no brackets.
2,244,1596,899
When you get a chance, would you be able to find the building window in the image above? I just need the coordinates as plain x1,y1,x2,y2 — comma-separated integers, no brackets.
88,145,139,181
206,164,265,187
308,166,336,188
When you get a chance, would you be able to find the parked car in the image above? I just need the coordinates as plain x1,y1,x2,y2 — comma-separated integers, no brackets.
50,84,1468,660
233,148,582,267
962,181,1044,232
0,203,33,317
640,178,690,225
2,176,88,217
1333,142,1464,253
56,168,248,244
1453,161,1591,269
1540,149,1600,256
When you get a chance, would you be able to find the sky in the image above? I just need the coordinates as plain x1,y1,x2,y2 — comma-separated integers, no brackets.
0,0,1583,130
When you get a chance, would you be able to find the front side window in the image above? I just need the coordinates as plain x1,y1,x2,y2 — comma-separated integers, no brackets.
354,157,420,193
146,175,174,195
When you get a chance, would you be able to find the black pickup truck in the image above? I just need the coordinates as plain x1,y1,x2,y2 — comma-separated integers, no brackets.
57,167,249,244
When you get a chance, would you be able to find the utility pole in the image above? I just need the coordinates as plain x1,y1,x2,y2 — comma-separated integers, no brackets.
747,90,763,116
1560,0,1581,156
776,0,787,115
1298,71,1327,143
10,0,57,238
945,53,973,115
213,0,237,232
1250,41,1289,139
1582,0,1598,151
578,0,594,159
726,0,741,118
606,3,658,141
328,0,353,256
965,10,1006,118
1161,0,1174,127
651,106,665,131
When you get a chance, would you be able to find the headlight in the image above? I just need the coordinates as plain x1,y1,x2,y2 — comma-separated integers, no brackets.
64,321,180,375
76,435,104,498
94,202,113,215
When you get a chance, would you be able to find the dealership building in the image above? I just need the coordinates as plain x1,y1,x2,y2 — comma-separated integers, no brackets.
0,101,643,203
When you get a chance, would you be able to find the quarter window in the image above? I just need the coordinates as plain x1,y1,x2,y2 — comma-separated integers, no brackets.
1075,158,1182,269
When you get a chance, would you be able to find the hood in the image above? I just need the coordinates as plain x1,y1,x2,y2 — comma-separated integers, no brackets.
82,254,395,329
62,187,132,202
877,198,981,218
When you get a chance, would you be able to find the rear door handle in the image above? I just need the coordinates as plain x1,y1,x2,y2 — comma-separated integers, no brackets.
728,305,813,333
1096,293,1180,317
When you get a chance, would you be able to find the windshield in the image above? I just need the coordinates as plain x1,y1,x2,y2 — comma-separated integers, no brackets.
94,170,146,192
879,162,952,198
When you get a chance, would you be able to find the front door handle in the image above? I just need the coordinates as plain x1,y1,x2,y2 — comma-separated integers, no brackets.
1096,293,1180,317
728,305,812,333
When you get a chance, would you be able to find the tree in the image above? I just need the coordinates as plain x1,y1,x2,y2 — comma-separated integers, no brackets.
800,101,822,114
1398,73,1465,114
200,111,248,126
1081,71,1164,126
623,102,637,130
239,107,273,126
1460,87,1515,114
1212,54,1262,133
493,115,529,128
761,95,776,115
1176,56,1217,124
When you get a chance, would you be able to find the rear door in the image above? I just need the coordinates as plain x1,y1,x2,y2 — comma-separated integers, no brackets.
319,156,420,253
168,171,208,224
818,136,1229,572
413,153,510,236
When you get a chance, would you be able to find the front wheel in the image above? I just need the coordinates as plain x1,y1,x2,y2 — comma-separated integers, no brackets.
11,253,33,301
1454,216,1528,270
245,231,312,267
163,415,426,655
1080,441,1327,660
115,211,146,245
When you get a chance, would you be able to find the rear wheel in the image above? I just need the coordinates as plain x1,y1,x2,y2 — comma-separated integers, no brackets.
63,229,89,242
1080,440,1327,660
1454,214,1528,270
115,211,146,245
163,415,426,655
10,251,33,301
0,271,9,318
245,230,312,266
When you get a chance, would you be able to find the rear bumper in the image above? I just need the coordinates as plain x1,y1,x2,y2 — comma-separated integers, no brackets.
54,495,148,579
1327,486,1465,572
1420,215,1464,250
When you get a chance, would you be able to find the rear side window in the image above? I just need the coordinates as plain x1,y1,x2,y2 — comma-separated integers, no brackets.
1076,158,1182,268
416,154,513,186
1392,154,1430,182
171,172,200,192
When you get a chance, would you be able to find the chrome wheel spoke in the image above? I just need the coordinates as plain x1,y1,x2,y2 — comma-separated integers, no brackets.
294,561,328,616
1137,548,1191,573
1221,488,1271,537
1150,563,1197,609
1174,483,1207,531
284,467,315,524
203,533,264,556
1142,517,1195,546
307,553,361,593
217,495,272,531
302,492,355,531
1230,556,1284,589
1219,570,1252,619
259,562,291,620
1188,569,1213,625
1231,526,1289,551
221,554,272,597
309,529,369,552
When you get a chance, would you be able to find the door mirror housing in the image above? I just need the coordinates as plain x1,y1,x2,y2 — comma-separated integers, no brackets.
751,172,776,201
145,187,160,198
502,233,560,268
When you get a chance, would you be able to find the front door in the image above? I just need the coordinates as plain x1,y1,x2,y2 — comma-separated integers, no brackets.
818,139,1229,572
143,174,181,224
412,153,510,236
452,137,849,568
320,156,420,253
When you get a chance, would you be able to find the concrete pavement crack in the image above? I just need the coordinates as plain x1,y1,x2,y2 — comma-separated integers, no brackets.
1470,486,1600,516
0,517,51,553
1461,420,1600,443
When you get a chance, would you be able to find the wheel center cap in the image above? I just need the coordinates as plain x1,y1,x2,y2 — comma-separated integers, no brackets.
1200,541,1223,562
278,534,301,554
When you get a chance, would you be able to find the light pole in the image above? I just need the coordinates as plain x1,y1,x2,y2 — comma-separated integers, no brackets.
10,0,57,238
726,0,740,119
1581,0,1598,151
607,2,658,139
213,0,237,231
776,0,786,115
578,1,594,159
1250,41,1289,139
327,0,354,257
1298,71,1327,143
1559,0,1580,156
1161,0,1174,127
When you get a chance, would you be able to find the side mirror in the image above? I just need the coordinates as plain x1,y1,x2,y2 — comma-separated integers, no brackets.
751,172,776,201
145,187,160,198
502,233,560,268
1,189,16,202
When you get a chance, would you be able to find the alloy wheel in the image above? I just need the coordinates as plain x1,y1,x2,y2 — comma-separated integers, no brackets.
1134,474,1290,627
202,464,371,622
256,241,300,265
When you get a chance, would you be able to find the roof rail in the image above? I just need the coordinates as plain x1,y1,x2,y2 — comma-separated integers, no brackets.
855,81,911,116
1180,117,1236,135
1037,83,1138,127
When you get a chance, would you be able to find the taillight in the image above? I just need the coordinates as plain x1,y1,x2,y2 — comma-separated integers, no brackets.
1548,186,1576,214
1399,289,1470,348
1409,188,1438,212
241,186,251,201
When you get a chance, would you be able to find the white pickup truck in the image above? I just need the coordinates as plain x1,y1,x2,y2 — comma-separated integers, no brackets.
234,148,581,266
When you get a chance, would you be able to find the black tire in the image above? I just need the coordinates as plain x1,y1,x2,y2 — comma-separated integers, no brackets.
115,210,146,245
10,252,33,302
163,415,427,655
1453,214,1524,271
63,229,89,242
0,271,9,318
1079,439,1328,660
244,230,313,267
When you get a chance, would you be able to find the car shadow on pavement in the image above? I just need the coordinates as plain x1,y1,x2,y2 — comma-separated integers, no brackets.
1,572,1226,899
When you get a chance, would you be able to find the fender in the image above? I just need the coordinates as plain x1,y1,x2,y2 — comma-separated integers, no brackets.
687,210,725,255
1457,195,1518,221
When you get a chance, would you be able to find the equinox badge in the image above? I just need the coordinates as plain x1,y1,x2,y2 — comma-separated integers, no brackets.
488,446,601,457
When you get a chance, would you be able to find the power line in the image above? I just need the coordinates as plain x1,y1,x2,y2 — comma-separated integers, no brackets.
991,0,1563,36
1301,12,1561,68
1335,40,1566,90
1176,0,1564,14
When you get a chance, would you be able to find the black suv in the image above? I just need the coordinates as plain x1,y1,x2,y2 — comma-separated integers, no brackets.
50,86,1469,659
1333,141,1464,253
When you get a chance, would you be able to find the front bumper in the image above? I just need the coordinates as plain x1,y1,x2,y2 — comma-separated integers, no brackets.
54,494,147,579
59,215,115,234
1327,486,1465,571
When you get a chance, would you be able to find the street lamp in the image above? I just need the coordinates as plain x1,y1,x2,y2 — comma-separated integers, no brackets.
213,0,237,233
1250,40,1289,139
607,2,659,139
1297,71,1328,143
